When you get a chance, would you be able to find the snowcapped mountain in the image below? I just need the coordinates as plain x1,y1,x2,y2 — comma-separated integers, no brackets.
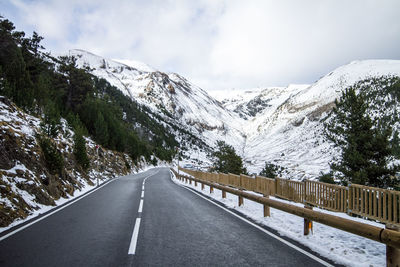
224,60,400,178
68,49,246,163
67,49,400,179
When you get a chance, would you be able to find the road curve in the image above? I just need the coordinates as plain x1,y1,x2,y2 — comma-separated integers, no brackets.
0,167,336,266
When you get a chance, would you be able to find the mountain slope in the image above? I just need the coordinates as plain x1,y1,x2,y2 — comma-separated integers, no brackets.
0,96,135,227
227,60,400,178
69,49,400,179
69,49,246,161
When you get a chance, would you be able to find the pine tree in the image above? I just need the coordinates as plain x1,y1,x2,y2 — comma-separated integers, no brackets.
40,100,60,138
94,112,109,146
325,86,399,188
259,162,285,178
74,126,90,170
37,134,64,175
212,141,246,175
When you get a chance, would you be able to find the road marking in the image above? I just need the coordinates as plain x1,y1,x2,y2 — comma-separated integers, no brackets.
128,218,141,255
138,199,144,213
0,178,116,242
128,170,159,255
170,172,333,267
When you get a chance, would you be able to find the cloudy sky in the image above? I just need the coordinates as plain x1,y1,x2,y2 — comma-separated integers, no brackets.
1,0,400,92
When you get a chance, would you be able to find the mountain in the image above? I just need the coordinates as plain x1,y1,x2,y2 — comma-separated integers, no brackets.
68,50,400,179
68,49,246,163
224,60,400,178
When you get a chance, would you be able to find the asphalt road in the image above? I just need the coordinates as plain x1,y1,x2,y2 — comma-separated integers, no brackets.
0,167,335,266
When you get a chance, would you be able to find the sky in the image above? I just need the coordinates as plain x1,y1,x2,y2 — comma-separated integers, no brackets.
1,0,400,92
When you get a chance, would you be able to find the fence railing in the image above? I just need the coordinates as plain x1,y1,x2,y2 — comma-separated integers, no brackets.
305,180,348,213
172,168,400,257
349,184,400,225
275,178,304,203
178,167,400,226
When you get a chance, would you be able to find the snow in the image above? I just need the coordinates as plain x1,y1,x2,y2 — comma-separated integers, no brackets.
172,169,386,267
63,50,400,180
113,58,156,73
223,60,400,178
67,49,248,154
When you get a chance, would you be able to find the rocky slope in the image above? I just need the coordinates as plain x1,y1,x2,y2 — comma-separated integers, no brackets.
0,96,136,227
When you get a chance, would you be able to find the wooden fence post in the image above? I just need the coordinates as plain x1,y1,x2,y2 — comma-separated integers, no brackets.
264,195,270,217
239,192,244,206
387,224,400,267
304,204,313,235
194,180,197,186
222,190,226,198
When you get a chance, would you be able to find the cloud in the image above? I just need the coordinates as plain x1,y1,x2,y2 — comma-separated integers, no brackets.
2,0,400,91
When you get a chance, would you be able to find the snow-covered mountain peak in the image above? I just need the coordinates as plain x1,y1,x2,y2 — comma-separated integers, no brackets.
113,58,156,73
290,60,400,109
66,49,246,154
65,50,400,179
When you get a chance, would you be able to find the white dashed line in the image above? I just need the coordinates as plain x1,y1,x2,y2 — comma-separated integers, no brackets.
128,218,141,255
138,199,144,213
128,170,159,255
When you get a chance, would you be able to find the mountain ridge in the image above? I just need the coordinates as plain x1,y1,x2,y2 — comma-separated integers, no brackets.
69,49,400,178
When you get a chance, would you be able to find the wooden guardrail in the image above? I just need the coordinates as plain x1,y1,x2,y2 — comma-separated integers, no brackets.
275,178,304,203
172,168,400,253
305,180,348,213
349,184,400,225
178,167,400,227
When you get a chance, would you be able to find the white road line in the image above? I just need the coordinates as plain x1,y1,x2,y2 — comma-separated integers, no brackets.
0,178,116,242
128,218,141,255
138,199,144,213
127,170,159,255
170,173,333,267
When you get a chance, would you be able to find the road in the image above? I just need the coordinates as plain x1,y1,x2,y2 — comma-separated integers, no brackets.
0,167,335,266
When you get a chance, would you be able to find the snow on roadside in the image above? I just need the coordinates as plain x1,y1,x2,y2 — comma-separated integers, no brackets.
171,169,386,267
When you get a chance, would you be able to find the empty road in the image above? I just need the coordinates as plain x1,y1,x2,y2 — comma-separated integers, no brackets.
0,167,335,266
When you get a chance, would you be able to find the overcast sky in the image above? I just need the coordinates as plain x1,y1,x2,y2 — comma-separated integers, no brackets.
1,0,400,92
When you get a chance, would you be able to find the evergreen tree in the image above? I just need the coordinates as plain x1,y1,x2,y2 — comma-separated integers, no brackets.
211,141,246,175
94,112,109,146
37,134,64,175
318,172,335,184
58,56,93,111
259,162,285,178
74,126,90,170
325,86,399,188
40,100,60,138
